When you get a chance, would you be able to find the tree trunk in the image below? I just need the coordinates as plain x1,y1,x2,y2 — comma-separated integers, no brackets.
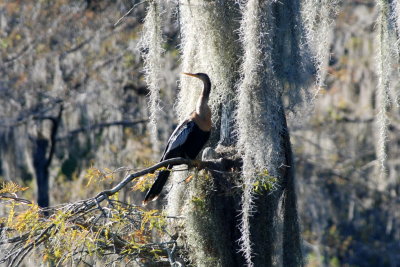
32,105,63,208
33,138,50,208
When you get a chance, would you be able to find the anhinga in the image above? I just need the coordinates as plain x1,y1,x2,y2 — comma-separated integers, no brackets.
143,73,211,205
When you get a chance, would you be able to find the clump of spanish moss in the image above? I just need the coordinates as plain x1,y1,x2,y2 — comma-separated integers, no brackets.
390,0,400,68
375,0,400,185
176,0,240,123
391,0,400,107
301,0,340,90
236,0,325,264
376,0,390,182
236,1,284,266
138,1,165,155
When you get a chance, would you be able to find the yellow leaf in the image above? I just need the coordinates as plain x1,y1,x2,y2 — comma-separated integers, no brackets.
132,173,156,192
0,181,29,194
7,202,15,227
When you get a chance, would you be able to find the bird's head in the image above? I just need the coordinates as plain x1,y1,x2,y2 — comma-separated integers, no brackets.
183,72,211,85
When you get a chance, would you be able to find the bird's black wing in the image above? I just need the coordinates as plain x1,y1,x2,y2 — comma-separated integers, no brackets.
143,120,194,205
161,119,195,160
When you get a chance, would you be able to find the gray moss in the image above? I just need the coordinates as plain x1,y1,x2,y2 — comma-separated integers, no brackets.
138,1,165,155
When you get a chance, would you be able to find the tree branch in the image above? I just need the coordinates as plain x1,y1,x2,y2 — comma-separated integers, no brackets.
90,157,240,206
56,119,149,140
0,196,32,205
0,99,63,128
95,157,222,199
3,44,31,64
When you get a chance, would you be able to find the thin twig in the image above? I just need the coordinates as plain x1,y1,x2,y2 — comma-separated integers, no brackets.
8,224,55,267
114,0,147,27
0,196,32,205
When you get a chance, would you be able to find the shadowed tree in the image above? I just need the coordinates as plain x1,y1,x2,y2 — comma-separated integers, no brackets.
0,0,154,208
31,104,63,208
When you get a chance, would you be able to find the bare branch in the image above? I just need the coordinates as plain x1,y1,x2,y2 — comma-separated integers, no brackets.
0,196,32,205
0,99,63,128
0,232,30,245
56,119,149,140
3,44,31,64
94,158,240,202
114,0,147,27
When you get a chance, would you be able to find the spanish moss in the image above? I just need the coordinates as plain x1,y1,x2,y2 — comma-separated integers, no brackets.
176,0,239,124
375,0,392,184
139,1,165,154
237,1,283,265
301,0,340,90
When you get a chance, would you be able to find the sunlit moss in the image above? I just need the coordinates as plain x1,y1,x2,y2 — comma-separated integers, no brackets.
236,1,284,265
138,1,165,156
375,0,400,184
301,0,340,88
176,0,240,122
166,2,241,265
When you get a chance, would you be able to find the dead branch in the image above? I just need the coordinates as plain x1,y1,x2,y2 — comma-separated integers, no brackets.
56,119,149,140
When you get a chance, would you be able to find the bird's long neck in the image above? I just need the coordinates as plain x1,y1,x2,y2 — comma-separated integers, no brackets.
196,80,211,116
193,79,212,131
200,79,211,99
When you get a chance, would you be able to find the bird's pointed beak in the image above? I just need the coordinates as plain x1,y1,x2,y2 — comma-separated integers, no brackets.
182,72,200,79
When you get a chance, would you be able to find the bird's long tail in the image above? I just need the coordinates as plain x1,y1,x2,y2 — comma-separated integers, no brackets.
143,167,171,205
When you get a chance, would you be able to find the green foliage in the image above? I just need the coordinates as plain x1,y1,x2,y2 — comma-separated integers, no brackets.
0,38,8,49
191,196,206,211
123,54,136,68
252,169,278,194
329,257,340,267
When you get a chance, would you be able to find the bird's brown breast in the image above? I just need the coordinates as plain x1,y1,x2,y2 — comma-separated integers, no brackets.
190,111,211,132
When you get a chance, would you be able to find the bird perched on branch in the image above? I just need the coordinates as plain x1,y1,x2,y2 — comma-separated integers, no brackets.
143,73,212,205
